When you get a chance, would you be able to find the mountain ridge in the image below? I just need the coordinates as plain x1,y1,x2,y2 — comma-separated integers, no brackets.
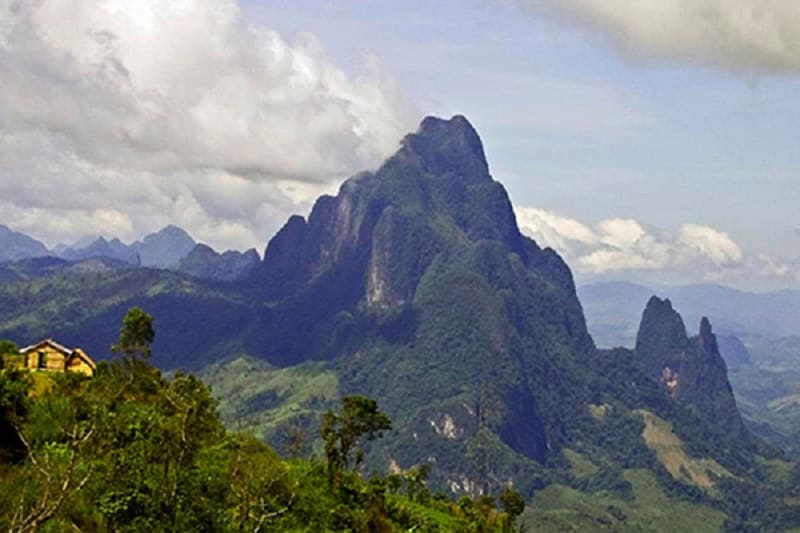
0,115,797,529
0,224,49,263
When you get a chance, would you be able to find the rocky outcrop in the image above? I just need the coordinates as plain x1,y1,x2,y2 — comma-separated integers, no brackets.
635,296,748,440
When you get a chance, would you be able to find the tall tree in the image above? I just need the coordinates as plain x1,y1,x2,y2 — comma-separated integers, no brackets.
112,307,155,360
321,395,391,488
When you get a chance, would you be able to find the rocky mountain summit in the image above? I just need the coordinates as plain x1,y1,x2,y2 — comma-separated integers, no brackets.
635,296,748,440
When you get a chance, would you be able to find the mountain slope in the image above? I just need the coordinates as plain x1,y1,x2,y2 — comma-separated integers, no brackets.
59,236,141,265
0,225,49,262
0,116,797,529
178,244,260,282
131,225,196,267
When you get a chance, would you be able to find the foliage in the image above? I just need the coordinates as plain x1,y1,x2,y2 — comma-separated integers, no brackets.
498,486,525,532
112,306,155,360
0,369,30,463
0,353,528,532
0,308,525,532
0,338,19,356
321,395,392,488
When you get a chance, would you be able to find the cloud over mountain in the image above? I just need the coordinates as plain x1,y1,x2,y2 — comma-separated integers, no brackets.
516,206,793,288
0,0,415,249
516,0,800,75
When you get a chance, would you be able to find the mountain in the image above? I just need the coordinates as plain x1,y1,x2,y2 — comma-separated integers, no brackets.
59,236,141,265
579,281,800,346
0,256,133,282
249,115,594,483
178,244,260,282
130,225,196,268
716,334,752,369
56,226,196,268
0,225,49,263
579,281,800,456
635,297,748,440
0,116,798,528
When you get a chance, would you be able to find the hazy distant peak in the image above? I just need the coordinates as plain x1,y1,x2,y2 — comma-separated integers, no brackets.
0,225,49,262
132,225,196,268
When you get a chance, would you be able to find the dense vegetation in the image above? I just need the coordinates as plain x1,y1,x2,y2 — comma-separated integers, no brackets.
0,312,527,532
1,116,800,531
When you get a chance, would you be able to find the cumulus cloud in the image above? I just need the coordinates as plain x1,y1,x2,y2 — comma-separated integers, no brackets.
516,0,800,75
0,0,415,249
677,224,742,265
516,206,793,288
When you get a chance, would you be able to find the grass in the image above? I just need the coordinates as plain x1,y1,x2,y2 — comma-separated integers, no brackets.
525,469,727,532
637,410,730,489
563,449,599,480
756,456,796,486
200,356,339,440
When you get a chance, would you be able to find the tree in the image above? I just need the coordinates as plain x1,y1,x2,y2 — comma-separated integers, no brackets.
499,486,525,532
320,395,392,488
0,339,19,370
0,371,30,463
0,339,18,355
112,307,155,360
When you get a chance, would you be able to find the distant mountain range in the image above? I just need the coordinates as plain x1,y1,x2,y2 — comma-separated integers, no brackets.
0,225,49,262
0,224,256,282
0,116,797,528
579,280,800,459
579,281,800,347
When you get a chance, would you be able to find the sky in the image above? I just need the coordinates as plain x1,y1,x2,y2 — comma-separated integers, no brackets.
1,0,799,290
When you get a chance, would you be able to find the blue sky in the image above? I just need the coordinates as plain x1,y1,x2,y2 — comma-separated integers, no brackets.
1,0,798,290
250,0,800,259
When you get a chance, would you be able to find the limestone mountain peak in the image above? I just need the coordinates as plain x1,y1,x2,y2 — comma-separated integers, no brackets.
635,297,748,440
396,115,489,178
635,296,689,361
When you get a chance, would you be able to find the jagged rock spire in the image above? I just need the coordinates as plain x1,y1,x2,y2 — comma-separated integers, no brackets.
635,297,749,441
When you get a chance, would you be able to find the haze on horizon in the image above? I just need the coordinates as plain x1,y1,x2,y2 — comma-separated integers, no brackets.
1,0,798,291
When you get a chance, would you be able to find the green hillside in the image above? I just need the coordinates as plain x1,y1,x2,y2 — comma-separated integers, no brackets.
1,116,799,530
0,356,520,532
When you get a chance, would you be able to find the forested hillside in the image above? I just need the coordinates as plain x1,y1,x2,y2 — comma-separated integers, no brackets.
0,311,524,532
1,116,799,531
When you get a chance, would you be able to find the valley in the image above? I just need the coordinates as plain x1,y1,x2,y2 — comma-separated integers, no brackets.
2,116,800,530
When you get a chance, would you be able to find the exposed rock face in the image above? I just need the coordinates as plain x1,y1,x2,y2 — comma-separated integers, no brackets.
635,296,748,439
178,244,260,282
131,225,196,268
261,115,574,307
255,115,595,488
0,225,49,263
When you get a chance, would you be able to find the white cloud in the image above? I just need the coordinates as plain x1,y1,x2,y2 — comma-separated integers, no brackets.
677,224,742,266
515,206,793,287
516,207,597,249
0,0,415,250
516,0,800,75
